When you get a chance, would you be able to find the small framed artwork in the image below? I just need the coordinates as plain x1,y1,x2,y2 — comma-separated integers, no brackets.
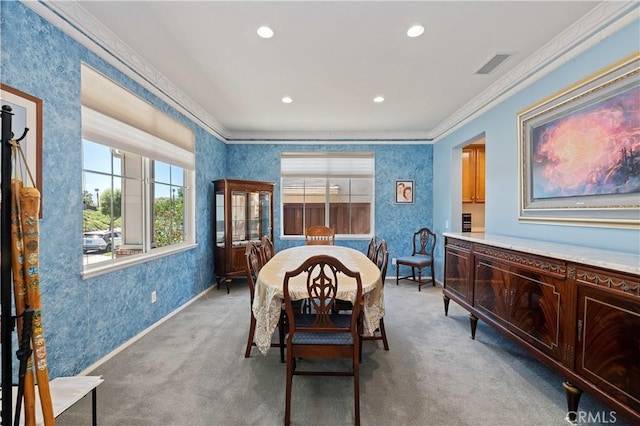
396,180,414,204
1,83,43,216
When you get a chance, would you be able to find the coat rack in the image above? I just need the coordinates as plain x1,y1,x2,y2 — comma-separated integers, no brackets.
1,104,29,426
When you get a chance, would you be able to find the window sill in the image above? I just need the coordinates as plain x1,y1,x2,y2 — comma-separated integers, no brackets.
82,242,198,279
279,234,374,241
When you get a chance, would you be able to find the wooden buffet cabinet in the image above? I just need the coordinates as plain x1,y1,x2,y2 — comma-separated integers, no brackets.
213,179,274,293
443,233,640,424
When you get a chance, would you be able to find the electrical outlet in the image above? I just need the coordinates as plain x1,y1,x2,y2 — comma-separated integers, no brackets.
391,258,396,265
151,291,157,304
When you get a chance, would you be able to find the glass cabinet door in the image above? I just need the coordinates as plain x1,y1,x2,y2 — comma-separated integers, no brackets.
231,191,247,245
260,192,272,240
215,191,225,247
248,192,261,241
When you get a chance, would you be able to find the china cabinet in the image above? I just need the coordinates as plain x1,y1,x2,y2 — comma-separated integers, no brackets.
442,233,639,424
213,179,274,293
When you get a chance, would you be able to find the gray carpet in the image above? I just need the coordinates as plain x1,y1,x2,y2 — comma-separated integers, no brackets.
56,280,625,426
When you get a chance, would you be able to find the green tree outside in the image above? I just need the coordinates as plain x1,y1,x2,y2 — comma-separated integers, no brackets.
154,188,184,247
100,188,122,217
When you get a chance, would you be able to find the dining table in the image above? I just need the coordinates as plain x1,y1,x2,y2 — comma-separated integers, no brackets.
251,245,384,355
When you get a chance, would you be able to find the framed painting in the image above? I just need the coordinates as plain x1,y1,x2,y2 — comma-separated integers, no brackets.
518,53,639,228
0,84,43,216
396,180,414,204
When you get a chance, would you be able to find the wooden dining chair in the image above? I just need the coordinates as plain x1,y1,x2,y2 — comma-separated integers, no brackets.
333,235,377,316
244,241,286,362
362,239,389,350
304,225,335,245
366,235,377,261
260,234,275,263
396,227,436,291
283,255,363,426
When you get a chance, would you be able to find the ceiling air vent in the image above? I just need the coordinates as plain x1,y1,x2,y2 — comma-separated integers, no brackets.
475,53,512,75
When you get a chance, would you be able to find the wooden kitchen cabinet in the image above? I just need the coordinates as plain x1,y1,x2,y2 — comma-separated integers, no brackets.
213,179,274,293
462,144,485,203
443,234,640,424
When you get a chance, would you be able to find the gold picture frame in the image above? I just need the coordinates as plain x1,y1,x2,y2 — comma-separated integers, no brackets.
517,53,639,228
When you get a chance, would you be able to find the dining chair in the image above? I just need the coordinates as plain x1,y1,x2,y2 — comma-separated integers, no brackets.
244,241,286,362
362,239,389,350
261,234,275,263
333,235,377,316
366,235,377,261
283,255,363,426
395,227,436,291
304,225,335,245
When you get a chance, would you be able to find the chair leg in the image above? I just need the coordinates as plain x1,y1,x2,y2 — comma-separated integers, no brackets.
354,352,360,426
278,313,286,363
379,317,389,351
431,265,436,286
418,268,423,291
245,315,256,358
396,264,399,286
285,352,293,426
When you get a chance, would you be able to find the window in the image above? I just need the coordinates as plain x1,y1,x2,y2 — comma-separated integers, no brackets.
281,153,374,237
81,64,195,275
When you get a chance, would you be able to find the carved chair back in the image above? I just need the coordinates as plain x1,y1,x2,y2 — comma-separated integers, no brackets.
304,225,335,245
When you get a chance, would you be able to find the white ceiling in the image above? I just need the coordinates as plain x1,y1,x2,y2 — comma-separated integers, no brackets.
34,1,627,141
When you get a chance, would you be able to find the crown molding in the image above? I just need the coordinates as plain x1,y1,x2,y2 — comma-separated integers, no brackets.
430,0,639,142
225,129,433,144
22,1,638,144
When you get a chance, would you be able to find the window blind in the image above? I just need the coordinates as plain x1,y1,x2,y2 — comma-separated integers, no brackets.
81,64,195,170
281,152,374,178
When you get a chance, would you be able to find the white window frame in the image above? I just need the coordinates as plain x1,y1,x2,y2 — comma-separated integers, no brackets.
280,152,375,240
81,64,196,278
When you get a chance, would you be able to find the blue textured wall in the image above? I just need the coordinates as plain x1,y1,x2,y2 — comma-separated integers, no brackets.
1,2,225,377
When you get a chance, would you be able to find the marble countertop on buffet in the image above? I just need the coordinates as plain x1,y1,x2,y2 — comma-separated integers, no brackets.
443,232,639,275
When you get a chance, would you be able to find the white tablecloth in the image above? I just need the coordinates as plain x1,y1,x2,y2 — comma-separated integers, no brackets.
252,245,384,355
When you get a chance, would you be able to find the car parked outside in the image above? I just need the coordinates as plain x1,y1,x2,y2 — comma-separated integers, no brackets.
83,230,122,253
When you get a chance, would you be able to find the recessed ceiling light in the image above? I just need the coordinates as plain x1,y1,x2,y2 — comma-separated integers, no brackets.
373,96,385,103
257,26,274,39
282,96,293,104
407,25,424,38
